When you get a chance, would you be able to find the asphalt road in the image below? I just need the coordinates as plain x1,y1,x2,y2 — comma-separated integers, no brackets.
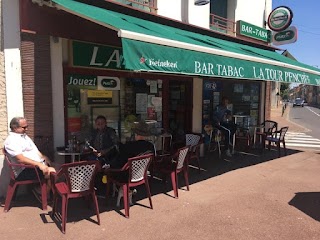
289,104,320,139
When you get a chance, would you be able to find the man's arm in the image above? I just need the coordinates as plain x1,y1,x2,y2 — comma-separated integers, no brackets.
14,154,49,173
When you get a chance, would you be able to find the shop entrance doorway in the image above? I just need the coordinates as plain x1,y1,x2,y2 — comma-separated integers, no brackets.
167,80,192,141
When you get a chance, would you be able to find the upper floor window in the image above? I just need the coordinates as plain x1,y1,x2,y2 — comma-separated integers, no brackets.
210,0,235,35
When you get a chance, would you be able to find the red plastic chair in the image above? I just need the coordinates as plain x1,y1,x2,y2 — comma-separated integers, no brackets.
2,148,47,212
185,133,202,173
106,153,154,218
155,146,189,198
50,161,100,234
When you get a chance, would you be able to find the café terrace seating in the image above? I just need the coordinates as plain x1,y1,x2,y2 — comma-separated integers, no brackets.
185,133,203,173
154,146,189,198
206,126,222,158
105,153,154,218
254,120,278,149
265,126,289,157
50,161,101,234
2,148,48,212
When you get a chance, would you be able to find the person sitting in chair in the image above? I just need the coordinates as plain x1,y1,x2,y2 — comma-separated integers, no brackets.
86,115,119,164
212,97,237,157
109,120,155,169
4,117,56,197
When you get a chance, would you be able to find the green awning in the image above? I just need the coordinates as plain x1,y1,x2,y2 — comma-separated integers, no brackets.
51,0,320,86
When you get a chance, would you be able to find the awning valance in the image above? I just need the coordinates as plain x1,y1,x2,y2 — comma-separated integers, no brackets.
51,0,320,86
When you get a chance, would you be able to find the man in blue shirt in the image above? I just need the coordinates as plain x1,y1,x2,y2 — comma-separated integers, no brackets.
212,97,237,157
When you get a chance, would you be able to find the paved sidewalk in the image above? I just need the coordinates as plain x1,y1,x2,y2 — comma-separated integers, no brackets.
0,108,319,240
270,104,308,133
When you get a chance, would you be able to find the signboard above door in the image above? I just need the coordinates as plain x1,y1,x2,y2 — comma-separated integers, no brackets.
237,20,271,43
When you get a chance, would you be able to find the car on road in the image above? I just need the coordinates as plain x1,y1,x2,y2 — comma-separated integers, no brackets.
293,98,304,107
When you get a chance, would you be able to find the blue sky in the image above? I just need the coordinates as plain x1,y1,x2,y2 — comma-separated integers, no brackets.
272,0,320,68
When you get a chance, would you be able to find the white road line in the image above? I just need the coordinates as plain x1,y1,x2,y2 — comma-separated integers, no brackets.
286,132,309,135
306,106,320,117
285,143,320,148
286,137,320,142
284,131,320,149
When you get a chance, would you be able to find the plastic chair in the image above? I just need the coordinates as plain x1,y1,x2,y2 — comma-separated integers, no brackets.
265,126,289,157
157,132,172,155
254,120,278,148
234,126,251,151
185,133,202,172
50,161,100,234
2,148,47,212
155,146,189,198
106,153,154,218
207,127,222,158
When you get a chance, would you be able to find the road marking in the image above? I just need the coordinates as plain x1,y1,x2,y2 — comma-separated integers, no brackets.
285,132,320,149
306,107,320,117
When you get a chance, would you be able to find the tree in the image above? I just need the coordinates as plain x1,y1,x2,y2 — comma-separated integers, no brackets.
280,83,290,100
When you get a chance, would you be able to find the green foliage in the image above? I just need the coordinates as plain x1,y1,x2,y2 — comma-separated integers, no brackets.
280,83,290,100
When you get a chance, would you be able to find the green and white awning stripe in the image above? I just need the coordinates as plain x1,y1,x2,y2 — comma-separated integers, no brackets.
122,38,319,84
51,0,320,85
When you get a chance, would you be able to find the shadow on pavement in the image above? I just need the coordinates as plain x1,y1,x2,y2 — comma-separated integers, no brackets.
2,146,302,220
289,192,320,221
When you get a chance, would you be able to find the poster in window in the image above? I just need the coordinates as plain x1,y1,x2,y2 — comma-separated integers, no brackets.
242,95,250,102
252,96,259,102
147,107,156,120
149,80,158,93
234,84,244,93
151,97,162,112
148,95,155,107
136,93,148,113
251,84,259,95
87,90,112,104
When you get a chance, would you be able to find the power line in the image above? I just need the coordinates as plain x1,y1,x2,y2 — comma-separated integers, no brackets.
295,24,320,30
299,29,320,36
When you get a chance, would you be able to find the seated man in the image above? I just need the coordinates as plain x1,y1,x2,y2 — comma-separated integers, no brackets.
98,121,155,196
4,117,56,195
109,120,155,169
212,97,237,157
85,115,119,164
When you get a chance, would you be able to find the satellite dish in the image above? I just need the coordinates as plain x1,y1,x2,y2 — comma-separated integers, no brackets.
194,0,210,6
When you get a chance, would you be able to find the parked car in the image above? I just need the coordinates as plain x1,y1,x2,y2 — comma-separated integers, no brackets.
293,98,304,107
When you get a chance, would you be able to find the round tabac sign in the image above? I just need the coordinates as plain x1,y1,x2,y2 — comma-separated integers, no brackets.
268,6,293,32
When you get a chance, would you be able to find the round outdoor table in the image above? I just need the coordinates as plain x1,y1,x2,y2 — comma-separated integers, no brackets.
57,150,81,163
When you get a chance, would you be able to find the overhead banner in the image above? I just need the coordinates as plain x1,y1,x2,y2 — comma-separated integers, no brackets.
52,0,320,86
122,39,320,86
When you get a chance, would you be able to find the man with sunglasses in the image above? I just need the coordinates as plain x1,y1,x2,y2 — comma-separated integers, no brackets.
4,117,56,181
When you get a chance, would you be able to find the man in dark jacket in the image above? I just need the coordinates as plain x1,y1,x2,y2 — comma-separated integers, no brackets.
212,97,237,157
87,115,119,164
109,121,155,169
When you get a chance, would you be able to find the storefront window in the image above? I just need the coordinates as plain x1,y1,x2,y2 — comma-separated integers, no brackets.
122,78,163,142
66,74,121,142
202,79,260,130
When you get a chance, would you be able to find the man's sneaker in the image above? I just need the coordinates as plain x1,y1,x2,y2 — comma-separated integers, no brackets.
225,149,232,157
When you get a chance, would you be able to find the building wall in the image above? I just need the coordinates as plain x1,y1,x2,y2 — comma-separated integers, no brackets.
157,0,182,21
20,32,54,159
265,81,272,119
0,0,9,198
186,0,210,28
0,0,23,198
0,0,8,149
234,0,271,27
158,0,210,28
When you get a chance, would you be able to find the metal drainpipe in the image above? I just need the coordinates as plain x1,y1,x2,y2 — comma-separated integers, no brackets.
181,0,189,24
